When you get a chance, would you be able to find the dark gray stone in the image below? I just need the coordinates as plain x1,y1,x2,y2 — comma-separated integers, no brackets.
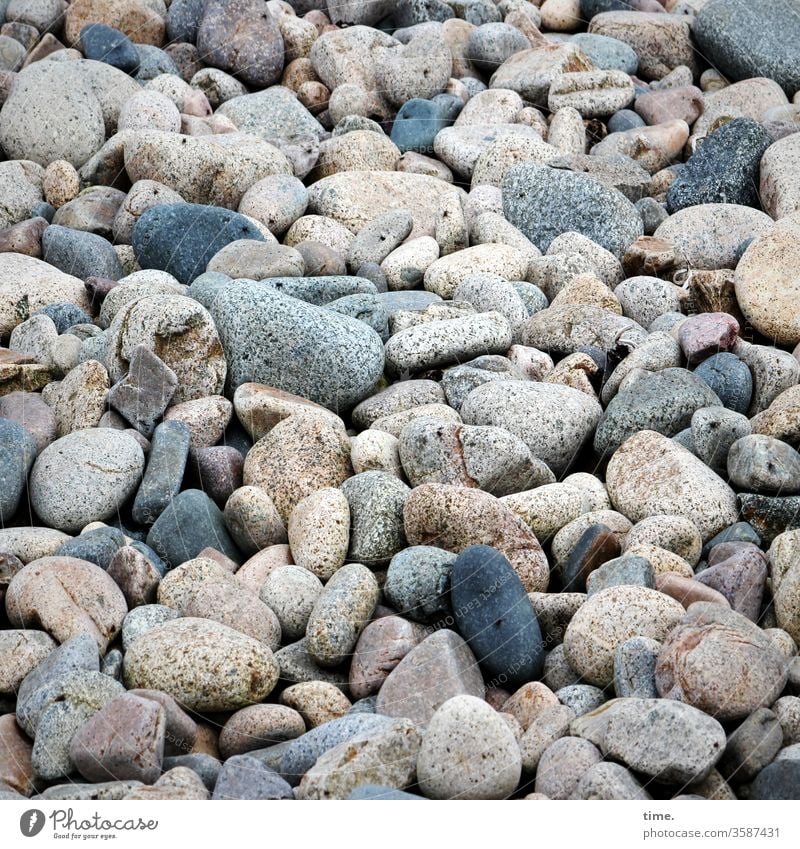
212,755,293,799
163,753,221,790
694,352,753,415
737,494,800,544
580,0,630,15
166,0,205,44
451,544,544,688
42,225,123,281
384,546,455,623
749,760,800,799
133,203,265,285
666,118,773,212
701,521,761,559
635,197,668,236
108,346,178,437
503,163,643,258
562,524,621,593
613,636,660,699
55,527,127,570
33,303,93,333
0,417,36,523
608,109,646,134
211,282,385,411
390,98,456,154
132,421,190,526
146,488,242,568
693,0,800,97
393,0,454,27
80,24,140,75
718,708,784,783
594,367,722,458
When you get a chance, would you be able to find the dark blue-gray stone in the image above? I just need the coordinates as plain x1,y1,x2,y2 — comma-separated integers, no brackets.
0,417,37,523
571,33,638,74
390,98,455,154
466,22,531,73
701,521,761,560
165,0,205,44
562,523,621,593
666,119,773,212
259,275,377,305
134,44,181,81
503,163,643,259
347,785,425,800
133,204,265,285
451,544,544,688
80,24,139,75
132,421,190,526
737,494,800,544
163,753,220,790
750,761,800,800
607,109,646,134
33,303,93,333
55,527,126,570
146,488,242,568
585,555,655,596
693,0,800,97
278,715,399,786
326,294,389,341
42,225,123,281
211,283,385,411
384,546,455,623
212,756,293,800
694,352,753,415
594,368,722,458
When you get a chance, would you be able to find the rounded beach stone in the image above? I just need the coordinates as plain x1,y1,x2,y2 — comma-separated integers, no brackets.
123,617,279,712
223,486,286,557
287,487,350,581
260,565,323,643
417,695,522,800
6,556,127,654
563,585,685,687
29,429,144,533
606,430,738,542
452,545,544,688
305,563,379,668
340,471,409,567
655,603,790,722
280,681,352,729
0,630,57,695
219,704,306,759
349,615,423,700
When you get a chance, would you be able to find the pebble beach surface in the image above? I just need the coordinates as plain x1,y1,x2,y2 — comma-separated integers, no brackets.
1,0,800,803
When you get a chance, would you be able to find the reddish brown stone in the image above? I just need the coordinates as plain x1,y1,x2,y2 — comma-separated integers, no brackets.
678,312,740,364
635,86,704,126
655,572,730,609
695,547,767,621
127,689,198,756
349,615,424,700
0,217,47,257
0,714,34,796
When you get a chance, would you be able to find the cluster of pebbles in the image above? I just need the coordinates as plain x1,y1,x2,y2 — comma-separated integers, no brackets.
1,0,800,802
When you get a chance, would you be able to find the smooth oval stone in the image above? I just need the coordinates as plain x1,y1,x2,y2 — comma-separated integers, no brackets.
390,97,455,154
55,527,126,571
123,617,279,712
750,761,800,800
29,429,144,534
585,555,654,596
42,225,123,282
146,489,242,569
694,352,753,415
213,755,293,800
133,203,265,285
340,471,409,567
571,32,637,74
305,563,380,668
452,545,544,688
211,282,385,410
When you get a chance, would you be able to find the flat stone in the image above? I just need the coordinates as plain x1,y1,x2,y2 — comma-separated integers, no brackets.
132,421,190,526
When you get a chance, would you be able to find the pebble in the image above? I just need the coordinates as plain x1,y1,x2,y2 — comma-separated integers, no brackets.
417,695,521,800
656,603,789,721
123,617,279,712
